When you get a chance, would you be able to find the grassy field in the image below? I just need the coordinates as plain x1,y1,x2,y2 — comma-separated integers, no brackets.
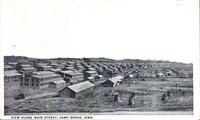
4,78,193,115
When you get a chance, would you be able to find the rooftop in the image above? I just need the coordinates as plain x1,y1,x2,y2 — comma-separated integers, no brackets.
50,69,61,72
87,76,94,79
67,81,95,93
21,67,36,70
4,70,22,77
33,71,54,75
37,63,48,66
21,64,32,67
40,65,52,68
33,74,60,79
85,71,97,74
60,70,82,76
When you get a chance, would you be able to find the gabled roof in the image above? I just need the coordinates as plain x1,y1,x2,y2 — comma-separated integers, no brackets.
63,81,94,93
60,70,82,76
32,71,60,79
85,71,97,74
37,63,48,66
50,69,61,72
8,62,18,65
65,66,74,69
4,70,22,77
33,71,53,75
40,65,52,68
21,67,36,70
21,64,32,67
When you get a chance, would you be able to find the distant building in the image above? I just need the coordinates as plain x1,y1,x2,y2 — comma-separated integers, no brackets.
85,66,96,71
38,65,53,71
20,71,63,89
49,68,62,74
84,70,98,81
51,63,65,69
4,70,22,87
8,62,18,68
59,81,95,98
59,70,84,84
102,75,124,87
18,64,36,77
64,66,74,71
4,65,14,71
49,79,66,88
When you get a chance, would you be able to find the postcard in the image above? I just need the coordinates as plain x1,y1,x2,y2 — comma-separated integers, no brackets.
0,0,199,120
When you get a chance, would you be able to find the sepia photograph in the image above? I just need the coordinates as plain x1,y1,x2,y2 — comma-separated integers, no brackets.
1,0,199,120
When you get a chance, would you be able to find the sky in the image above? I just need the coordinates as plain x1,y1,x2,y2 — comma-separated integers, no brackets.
1,0,199,63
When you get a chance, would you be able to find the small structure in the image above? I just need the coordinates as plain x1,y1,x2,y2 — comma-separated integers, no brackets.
49,79,66,88
102,75,124,87
59,81,95,98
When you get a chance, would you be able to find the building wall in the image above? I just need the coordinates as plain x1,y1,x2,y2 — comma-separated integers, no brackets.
59,87,94,98
59,88,76,98
4,75,22,87
64,74,84,84
75,87,94,98
38,77,61,88
20,77,40,89
20,76,63,89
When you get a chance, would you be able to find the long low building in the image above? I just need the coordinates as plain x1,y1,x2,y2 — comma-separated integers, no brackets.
59,70,84,84
84,70,98,81
102,75,124,87
20,71,64,89
59,81,95,98
38,65,53,71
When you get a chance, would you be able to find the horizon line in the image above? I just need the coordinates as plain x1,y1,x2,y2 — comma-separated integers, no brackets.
4,55,193,64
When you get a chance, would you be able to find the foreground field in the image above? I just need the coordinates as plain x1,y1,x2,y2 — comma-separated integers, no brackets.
4,78,193,115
